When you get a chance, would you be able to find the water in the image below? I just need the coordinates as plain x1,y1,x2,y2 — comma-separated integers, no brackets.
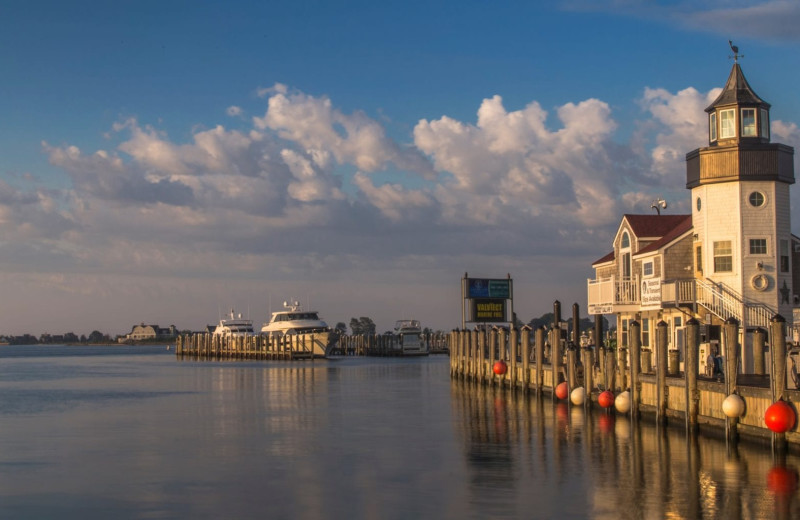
0,345,798,519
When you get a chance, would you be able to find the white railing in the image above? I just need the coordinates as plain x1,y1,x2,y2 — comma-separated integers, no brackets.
695,278,773,328
587,275,639,309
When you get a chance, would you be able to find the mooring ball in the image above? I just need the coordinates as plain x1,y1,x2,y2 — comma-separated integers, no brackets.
598,390,615,408
722,394,746,418
570,387,585,405
492,360,507,376
615,391,631,413
555,382,569,400
765,400,797,433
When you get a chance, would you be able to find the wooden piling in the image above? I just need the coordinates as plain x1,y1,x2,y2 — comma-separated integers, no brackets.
723,317,740,443
630,320,641,420
656,320,668,425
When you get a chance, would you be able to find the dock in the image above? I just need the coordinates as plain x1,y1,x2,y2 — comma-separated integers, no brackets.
448,315,800,450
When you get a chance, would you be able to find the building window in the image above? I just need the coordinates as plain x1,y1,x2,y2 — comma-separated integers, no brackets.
696,197,702,211
713,241,733,272
621,232,630,248
709,112,717,141
742,108,756,137
696,245,703,274
642,318,650,347
749,191,765,207
760,108,770,139
749,238,767,255
720,109,736,138
781,240,790,272
621,319,629,348
643,261,654,277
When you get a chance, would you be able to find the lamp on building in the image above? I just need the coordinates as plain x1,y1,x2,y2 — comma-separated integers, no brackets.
757,262,764,270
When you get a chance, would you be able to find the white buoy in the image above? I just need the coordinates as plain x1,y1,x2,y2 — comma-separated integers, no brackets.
615,390,631,413
570,387,586,405
722,394,745,418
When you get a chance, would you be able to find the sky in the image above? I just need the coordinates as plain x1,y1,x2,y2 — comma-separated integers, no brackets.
2,0,800,337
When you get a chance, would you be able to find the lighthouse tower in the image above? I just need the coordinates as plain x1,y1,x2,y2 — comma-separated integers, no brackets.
686,50,795,366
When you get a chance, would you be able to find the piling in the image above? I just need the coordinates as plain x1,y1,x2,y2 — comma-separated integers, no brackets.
521,326,531,391
723,317,740,443
685,318,700,432
770,315,788,454
753,327,766,376
535,326,545,391
630,320,641,420
656,320,668,425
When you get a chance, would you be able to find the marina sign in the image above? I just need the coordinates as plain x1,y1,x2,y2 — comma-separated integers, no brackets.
467,278,510,299
471,298,507,322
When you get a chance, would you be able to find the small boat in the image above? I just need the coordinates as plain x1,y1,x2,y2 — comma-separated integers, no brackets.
213,309,255,337
261,301,337,358
394,319,429,356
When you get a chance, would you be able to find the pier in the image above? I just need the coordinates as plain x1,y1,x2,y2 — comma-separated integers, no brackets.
175,331,450,359
448,307,800,449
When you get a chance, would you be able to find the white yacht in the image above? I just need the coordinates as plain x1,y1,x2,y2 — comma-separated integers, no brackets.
261,301,337,357
394,319,428,356
213,309,255,337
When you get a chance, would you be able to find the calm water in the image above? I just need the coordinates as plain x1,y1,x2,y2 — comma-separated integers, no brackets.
1,345,798,519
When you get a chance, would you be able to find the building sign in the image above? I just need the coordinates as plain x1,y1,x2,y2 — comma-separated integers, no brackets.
471,298,507,322
467,278,510,299
640,277,662,310
588,304,613,315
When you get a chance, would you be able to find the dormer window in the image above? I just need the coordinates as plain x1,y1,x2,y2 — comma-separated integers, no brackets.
720,109,736,138
760,108,769,139
709,112,717,141
741,108,756,137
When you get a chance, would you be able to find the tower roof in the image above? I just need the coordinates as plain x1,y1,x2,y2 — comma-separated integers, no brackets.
705,63,770,113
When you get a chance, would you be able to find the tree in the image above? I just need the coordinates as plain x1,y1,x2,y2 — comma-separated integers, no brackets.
334,322,348,335
88,330,106,343
349,317,376,335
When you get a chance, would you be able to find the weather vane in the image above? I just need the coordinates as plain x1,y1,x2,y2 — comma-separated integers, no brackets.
729,40,743,63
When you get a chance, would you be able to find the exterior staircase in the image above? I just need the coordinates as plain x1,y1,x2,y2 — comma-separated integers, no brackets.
694,278,774,329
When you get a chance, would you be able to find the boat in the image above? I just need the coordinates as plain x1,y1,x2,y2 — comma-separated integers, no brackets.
213,309,255,337
394,319,429,356
261,301,337,358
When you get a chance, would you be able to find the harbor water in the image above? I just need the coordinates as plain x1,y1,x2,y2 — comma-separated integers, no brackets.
1,345,798,519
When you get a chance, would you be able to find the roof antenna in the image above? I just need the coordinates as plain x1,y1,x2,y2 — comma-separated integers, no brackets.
729,40,743,63
651,198,667,216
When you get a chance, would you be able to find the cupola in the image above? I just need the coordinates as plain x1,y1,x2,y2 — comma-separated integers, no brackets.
705,50,771,146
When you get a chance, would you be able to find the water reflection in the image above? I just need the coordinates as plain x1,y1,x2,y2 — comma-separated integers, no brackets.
450,379,800,519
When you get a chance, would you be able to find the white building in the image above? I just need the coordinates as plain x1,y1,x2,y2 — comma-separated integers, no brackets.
587,56,797,373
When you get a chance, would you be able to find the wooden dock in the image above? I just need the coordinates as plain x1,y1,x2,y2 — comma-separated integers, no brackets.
448,317,800,449
176,331,450,359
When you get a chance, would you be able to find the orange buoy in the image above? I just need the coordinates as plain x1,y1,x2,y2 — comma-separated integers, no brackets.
492,360,508,375
555,381,569,400
598,390,614,408
765,400,796,433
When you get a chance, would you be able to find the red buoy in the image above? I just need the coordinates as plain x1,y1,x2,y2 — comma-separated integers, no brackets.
492,360,508,376
598,390,615,408
765,400,796,433
555,382,569,400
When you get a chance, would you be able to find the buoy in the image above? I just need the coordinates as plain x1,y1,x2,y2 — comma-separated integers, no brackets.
722,394,745,418
555,382,569,400
767,466,799,496
492,360,507,376
570,387,585,405
615,391,631,413
765,400,796,433
598,390,615,408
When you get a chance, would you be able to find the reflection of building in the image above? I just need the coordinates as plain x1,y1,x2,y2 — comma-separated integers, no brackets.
120,323,178,342
588,55,797,371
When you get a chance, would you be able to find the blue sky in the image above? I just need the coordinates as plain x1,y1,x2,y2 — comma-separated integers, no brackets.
1,1,799,336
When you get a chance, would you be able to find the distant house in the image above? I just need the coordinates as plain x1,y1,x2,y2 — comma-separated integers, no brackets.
120,323,178,343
